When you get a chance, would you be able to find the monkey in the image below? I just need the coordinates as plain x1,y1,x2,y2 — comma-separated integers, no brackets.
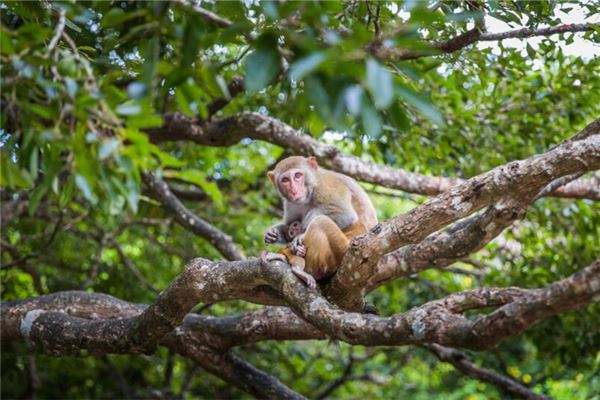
263,156,377,286
263,220,318,288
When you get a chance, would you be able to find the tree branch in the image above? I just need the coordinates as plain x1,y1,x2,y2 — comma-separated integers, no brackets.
360,165,584,293
365,197,529,293
146,112,600,200
370,23,598,61
171,0,233,28
2,291,304,399
4,258,597,352
480,23,597,41
144,173,245,261
329,132,599,309
425,344,547,400
169,337,307,400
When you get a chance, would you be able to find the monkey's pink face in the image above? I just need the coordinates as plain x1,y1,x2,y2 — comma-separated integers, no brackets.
278,168,307,203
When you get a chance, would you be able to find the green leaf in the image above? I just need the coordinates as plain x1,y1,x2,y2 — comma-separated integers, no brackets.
116,102,142,116
181,15,203,67
396,84,444,125
101,8,147,28
388,104,410,131
28,184,48,216
526,43,536,58
305,76,332,118
174,89,194,117
164,169,224,209
361,98,382,138
244,44,280,93
0,28,14,55
29,147,39,181
59,176,75,208
99,138,121,160
29,104,54,119
0,150,33,188
126,114,164,130
344,85,364,116
75,174,98,204
289,52,326,82
366,58,393,109
125,175,140,213
64,17,81,33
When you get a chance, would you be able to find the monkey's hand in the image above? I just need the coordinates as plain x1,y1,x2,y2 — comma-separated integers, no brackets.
290,234,306,257
264,225,284,244
291,266,317,289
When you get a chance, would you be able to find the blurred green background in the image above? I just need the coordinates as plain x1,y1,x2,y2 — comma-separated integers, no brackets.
1,1,599,398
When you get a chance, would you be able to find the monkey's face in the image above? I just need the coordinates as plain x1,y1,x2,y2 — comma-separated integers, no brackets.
287,221,303,239
277,168,309,203
267,156,319,204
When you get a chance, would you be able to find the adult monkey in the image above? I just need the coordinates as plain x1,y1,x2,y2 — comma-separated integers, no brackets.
263,156,377,287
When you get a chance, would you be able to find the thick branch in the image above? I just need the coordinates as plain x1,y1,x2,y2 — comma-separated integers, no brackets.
1,258,275,353
263,259,599,349
144,173,244,261
146,112,600,200
366,197,529,292
3,260,597,353
362,166,585,292
425,344,547,400
330,132,599,308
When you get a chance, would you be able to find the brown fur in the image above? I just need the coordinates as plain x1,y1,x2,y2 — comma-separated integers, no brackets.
266,156,377,285
303,216,366,280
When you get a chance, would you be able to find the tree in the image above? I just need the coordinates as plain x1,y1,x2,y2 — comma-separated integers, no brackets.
1,1,599,399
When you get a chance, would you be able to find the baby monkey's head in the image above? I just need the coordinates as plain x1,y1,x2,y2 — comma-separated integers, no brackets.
286,221,303,240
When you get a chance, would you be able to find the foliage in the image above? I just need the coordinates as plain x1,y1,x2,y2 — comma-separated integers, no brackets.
1,0,599,399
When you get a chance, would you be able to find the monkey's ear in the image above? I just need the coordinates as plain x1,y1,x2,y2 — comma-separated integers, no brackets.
267,171,276,185
307,156,318,169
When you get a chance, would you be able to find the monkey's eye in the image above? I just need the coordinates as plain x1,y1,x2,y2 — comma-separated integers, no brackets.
294,172,302,179
281,177,290,183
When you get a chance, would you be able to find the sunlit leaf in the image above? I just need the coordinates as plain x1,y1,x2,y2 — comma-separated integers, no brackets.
289,52,326,82
366,58,393,109
244,40,280,92
75,174,97,204
396,84,444,125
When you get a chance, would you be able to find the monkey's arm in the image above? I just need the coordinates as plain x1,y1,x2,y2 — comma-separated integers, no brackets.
304,184,358,231
280,248,306,268
285,253,316,290
262,249,316,289
264,223,289,244
265,203,305,244
342,221,368,239
291,265,317,289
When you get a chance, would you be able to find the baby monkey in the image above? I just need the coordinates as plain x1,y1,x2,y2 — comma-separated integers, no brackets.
261,220,316,289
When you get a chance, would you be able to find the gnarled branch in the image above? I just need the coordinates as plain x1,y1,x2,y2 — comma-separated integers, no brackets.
146,112,600,200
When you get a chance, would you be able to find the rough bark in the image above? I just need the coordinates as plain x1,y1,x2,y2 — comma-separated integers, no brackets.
329,133,599,309
3,260,598,351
